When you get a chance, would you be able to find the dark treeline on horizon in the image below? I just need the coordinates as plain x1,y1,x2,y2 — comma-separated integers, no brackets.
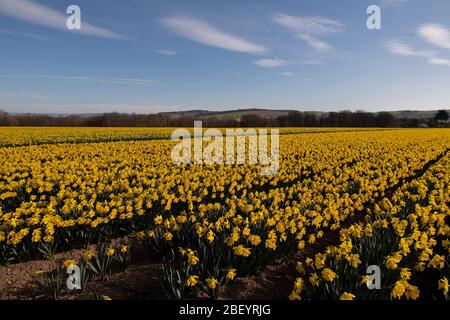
0,109,448,128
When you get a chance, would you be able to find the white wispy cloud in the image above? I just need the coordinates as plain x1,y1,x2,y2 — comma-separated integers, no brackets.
253,57,323,69
156,49,177,56
385,40,450,66
0,0,123,39
161,15,267,54
97,78,157,86
273,13,343,51
300,59,323,65
379,0,410,8
418,23,450,49
428,57,450,66
0,28,51,41
385,40,422,56
277,72,294,77
0,74,157,86
253,58,287,68
387,24,450,66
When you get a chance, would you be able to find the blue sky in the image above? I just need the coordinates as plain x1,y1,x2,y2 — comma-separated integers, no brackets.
0,0,450,114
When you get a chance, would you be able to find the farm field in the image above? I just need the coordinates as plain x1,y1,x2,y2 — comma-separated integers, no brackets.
0,127,449,300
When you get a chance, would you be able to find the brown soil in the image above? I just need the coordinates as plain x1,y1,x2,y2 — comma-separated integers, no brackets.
0,246,91,299
0,240,299,300
0,236,165,300
0,240,297,300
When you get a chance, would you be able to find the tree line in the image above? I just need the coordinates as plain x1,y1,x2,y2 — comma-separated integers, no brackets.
0,109,448,128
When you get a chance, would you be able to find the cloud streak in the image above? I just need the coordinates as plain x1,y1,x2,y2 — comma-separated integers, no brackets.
156,49,177,56
277,72,294,77
379,0,410,8
385,40,426,57
253,58,287,68
418,23,450,49
385,40,450,66
253,57,323,69
273,13,343,51
161,15,267,54
0,74,157,86
428,57,450,66
0,0,123,39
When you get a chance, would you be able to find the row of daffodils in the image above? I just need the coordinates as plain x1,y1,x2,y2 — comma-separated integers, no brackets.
0,127,175,147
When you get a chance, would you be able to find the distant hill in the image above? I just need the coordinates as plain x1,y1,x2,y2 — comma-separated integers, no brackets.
389,110,446,120
4,108,448,120
159,108,446,121
161,109,298,120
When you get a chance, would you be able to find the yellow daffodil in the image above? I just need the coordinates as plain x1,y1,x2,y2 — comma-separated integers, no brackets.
63,259,77,268
226,269,237,280
321,268,337,282
339,292,356,300
206,278,219,290
186,275,199,287
106,248,115,257
83,250,95,261
438,277,449,295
